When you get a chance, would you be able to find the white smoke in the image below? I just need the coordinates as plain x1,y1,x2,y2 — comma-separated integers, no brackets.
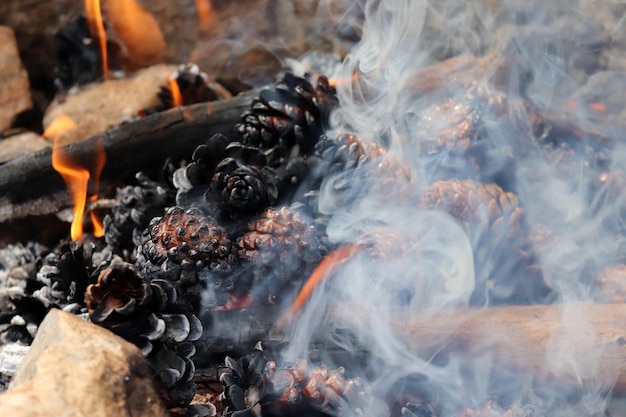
280,0,626,415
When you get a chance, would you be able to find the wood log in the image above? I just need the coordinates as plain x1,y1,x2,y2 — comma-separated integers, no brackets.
199,303,626,393
0,91,256,223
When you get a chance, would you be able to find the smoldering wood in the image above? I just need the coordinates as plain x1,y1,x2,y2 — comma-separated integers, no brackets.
199,303,626,393
0,91,256,223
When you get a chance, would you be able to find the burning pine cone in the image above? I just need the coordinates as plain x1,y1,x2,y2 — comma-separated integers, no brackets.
235,205,325,304
220,350,370,417
157,63,224,110
236,72,339,160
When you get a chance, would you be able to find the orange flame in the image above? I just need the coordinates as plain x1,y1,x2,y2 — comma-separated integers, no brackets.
104,0,167,71
195,0,214,33
168,77,183,107
85,0,109,80
277,244,364,329
45,115,107,241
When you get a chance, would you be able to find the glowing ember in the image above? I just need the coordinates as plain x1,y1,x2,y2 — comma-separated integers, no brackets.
328,72,360,88
168,77,183,108
278,244,363,329
44,115,106,241
84,0,109,80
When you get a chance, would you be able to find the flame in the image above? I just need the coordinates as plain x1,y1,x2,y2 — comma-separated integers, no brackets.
45,115,107,241
88,138,107,238
104,0,167,70
195,0,214,33
84,0,109,80
168,77,183,107
277,244,364,329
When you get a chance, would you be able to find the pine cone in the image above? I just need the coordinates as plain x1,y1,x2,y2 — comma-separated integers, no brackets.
158,63,222,110
314,133,386,175
143,206,235,271
85,262,203,407
419,179,523,238
236,72,339,159
236,206,325,304
103,171,175,252
136,206,238,309
220,351,370,417
313,150,415,216
173,133,231,209
210,154,279,219
419,179,550,304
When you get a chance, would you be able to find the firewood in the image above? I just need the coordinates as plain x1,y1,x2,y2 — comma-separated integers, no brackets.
0,91,256,223
198,303,626,393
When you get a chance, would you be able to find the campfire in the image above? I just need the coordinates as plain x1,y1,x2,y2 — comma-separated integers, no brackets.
1,0,626,416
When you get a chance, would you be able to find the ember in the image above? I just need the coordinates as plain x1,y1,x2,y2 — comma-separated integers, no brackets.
2,0,626,416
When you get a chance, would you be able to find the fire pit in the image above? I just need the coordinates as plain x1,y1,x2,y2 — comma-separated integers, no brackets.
1,0,626,416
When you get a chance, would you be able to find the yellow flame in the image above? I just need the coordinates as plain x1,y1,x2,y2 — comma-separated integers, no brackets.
85,0,109,80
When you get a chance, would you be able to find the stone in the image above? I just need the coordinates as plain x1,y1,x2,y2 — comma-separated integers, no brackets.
0,309,169,417
0,132,50,163
43,64,177,145
0,26,31,131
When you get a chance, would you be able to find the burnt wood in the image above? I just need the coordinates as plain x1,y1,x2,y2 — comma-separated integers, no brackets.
0,91,256,223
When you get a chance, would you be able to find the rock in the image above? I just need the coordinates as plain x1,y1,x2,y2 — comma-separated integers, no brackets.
0,309,169,417
43,64,176,145
0,26,31,131
0,132,50,163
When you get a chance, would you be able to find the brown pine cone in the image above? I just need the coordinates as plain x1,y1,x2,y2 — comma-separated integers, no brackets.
418,179,523,238
315,133,386,175
269,360,370,417
236,206,325,303
421,98,481,156
143,206,235,271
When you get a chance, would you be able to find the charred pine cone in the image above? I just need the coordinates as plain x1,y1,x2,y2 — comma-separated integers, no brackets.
236,72,339,160
173,133,230,209
136,206,237,309
85,262,202,406
210,158,279,219
235,205,325,304
103,171,175,254
0,240,115,344
220,351,370,417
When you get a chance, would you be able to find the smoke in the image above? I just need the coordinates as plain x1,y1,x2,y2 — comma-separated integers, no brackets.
279,0,626,414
